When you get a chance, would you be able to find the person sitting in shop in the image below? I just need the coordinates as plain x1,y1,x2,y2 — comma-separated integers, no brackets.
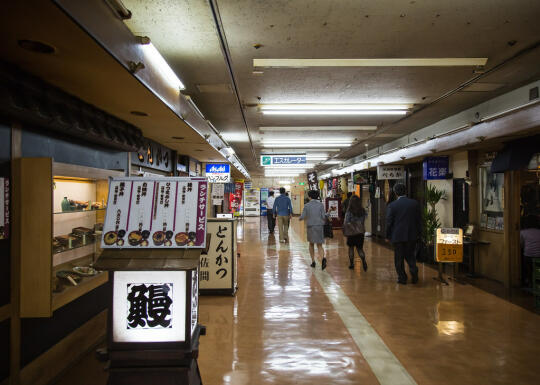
273,187,293,243
300,190,328,269
520,215,540,287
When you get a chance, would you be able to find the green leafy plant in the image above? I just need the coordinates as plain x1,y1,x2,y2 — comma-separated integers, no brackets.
421,185,447,246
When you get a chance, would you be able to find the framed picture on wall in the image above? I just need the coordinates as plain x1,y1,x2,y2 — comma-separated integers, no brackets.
479,166,504,230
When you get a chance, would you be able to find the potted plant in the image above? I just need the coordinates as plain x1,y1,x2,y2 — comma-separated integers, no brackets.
419,184,447,263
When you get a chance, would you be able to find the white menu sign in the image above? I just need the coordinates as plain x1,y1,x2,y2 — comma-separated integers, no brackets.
199,221,233,290
101,177,208,249
377,165,405,180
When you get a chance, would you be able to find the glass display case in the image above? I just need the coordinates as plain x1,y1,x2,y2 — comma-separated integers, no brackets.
15,158,124,317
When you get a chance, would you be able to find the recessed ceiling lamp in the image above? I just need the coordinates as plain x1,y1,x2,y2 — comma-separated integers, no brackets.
18,40,56,54
260,126,377,132
253,58,488,68
259,103,411,115
141,42,185,90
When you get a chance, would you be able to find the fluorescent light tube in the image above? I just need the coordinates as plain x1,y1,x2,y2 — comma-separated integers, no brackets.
262,139,352,144
253,58,488,68
259,104,412,110
324,160,343,164
278,180,292,184
263,143,351,148
141,43,185,90
260,126,377,131
262,110,407,116
264,164,314,168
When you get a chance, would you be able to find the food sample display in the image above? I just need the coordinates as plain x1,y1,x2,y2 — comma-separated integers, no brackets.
102,177,208,249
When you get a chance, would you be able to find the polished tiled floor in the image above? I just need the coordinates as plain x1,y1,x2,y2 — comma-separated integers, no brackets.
56,217,540,385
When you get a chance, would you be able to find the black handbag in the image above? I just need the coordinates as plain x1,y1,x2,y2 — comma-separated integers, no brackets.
324,218,333,238
342,221,365,237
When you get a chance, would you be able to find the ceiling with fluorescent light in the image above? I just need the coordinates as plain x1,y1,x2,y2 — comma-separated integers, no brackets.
2,0,540,180
121,0,540,177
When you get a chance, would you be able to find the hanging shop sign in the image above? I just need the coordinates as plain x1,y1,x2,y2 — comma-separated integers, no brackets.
199,219,237,294
205,163,230,183
232,180,244,216
260,155,306,166
244,181,252,189
307,171,319,191
101,177,208,249
211,183,225,206
423,156,449,180
377,165,405,180
132,140,174,173
435,228,463,263
0,177,9,239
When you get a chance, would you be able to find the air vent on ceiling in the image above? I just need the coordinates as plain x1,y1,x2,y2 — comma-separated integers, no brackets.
196,83,233,93
461,83,505,92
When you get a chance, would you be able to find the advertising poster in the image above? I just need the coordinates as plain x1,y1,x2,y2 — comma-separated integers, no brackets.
101,177,208,249
232,180,244,216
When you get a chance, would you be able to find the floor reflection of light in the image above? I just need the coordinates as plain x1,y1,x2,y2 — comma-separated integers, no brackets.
264,305,302,320
435,320,465,336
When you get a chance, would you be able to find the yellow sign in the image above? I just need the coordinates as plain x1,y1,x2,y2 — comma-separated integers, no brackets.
435,228,463,263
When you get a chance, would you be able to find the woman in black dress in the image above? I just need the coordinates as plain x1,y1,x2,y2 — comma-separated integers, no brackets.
344,196,367,270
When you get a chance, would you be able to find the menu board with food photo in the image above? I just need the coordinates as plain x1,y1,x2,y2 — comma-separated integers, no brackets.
101,177,208,249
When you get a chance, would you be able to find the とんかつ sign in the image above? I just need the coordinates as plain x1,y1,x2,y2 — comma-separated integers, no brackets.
205,163,231,183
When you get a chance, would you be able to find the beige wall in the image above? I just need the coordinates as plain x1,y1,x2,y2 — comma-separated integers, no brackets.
428,151,468,228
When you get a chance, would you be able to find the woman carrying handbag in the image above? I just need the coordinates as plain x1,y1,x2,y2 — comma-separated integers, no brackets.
343,195,368,271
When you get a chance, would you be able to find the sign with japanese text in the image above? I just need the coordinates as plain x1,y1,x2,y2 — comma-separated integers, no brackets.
0,178,8,239
260,155,307,166
211,183,224,206
435,228,463,263
112,270,186,343
307,171,319,191
232,180,244,216
200,221,234,290
101,177,208,249
423,156,449,180
377,165,405,180
205,163,230,183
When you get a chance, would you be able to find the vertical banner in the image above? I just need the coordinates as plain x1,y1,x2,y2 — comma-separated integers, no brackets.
260,188,269,216
307,171,319,191
232,180,244,216
101,177,208,248
200,221,234,290
0,178,8,239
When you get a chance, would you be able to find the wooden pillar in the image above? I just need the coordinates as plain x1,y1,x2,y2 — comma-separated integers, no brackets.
10,123,22,385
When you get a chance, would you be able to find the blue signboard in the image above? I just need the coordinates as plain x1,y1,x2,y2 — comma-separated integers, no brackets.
260,155,306,166
205,163,230,174
423,156,449,180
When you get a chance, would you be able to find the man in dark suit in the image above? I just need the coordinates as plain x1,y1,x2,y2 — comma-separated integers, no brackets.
385,183,421,284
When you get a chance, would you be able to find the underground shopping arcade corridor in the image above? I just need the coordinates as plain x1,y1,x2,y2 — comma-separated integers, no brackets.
56,217,540,385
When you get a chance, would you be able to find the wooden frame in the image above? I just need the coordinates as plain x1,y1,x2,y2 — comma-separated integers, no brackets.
14,158,123,317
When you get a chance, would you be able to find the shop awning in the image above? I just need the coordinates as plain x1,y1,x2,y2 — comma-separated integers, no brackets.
491,135,540,173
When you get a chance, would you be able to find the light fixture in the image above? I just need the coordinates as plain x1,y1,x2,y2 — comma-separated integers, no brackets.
262,143,351,148
263,164,314,169
262,110,407,116
220,147,235,156
278,180,292,184
253,58,488,68
141,43,185,90
221,132,250,142
259,104,413,110
260,126,377,132
324,160,342,164
104,0,132,19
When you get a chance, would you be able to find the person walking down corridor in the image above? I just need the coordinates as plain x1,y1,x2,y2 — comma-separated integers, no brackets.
266,190,276,234
273,187,293,243
300,190,328,270
386,183,421,284
344,195,367,271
